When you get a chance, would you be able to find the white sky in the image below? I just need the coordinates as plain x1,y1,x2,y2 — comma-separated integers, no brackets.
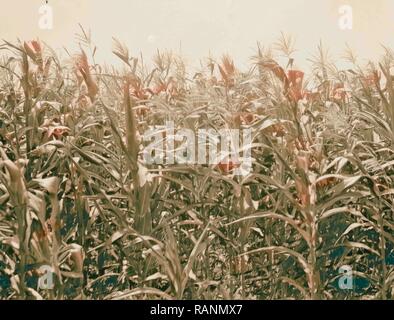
1,0,394,70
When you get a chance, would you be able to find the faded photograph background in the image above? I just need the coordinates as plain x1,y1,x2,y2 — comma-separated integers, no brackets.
1,0,394,69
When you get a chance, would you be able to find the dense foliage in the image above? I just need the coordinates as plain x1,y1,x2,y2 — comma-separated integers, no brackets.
0,32,393,300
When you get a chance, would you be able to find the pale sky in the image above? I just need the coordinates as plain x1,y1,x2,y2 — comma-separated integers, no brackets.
1,0,394,70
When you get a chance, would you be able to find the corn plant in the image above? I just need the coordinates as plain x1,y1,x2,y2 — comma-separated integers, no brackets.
0,31,393,300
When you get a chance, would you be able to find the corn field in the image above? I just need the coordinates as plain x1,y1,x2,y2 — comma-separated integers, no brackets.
0,31,394,300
